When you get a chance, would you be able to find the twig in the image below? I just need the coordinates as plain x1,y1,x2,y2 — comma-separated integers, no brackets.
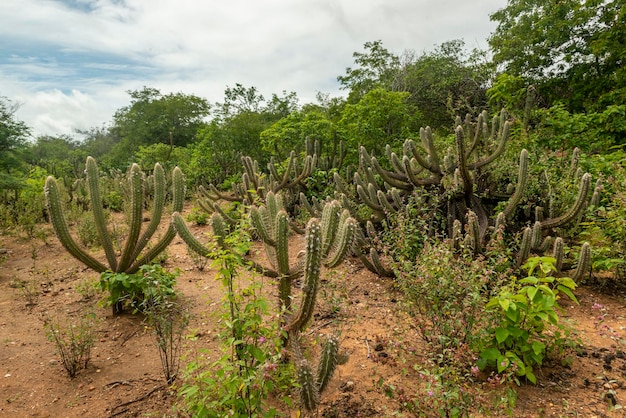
363,337,371,358
109,384,164,417
121,329,139,347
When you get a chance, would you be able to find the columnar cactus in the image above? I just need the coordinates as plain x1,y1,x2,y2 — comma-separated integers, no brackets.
250,195,357,312
46,157,184,314
45,157,184,276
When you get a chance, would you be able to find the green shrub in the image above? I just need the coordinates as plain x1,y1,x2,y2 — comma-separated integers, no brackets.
99,264,178,314
477,256,577,384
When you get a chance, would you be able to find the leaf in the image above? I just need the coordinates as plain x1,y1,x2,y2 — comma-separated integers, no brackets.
556,285,578,303
531,341,545,355
498,298,510,311
526,286,538,302
496,327,510,344
525,369,537,384
480,347,501,361
497,355,510,373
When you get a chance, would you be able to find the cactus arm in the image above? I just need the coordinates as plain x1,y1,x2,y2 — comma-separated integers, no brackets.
276,211,291,276
316,334,339,394
469,121,510,170
288,218,322,333
455,126,473,204
45,176,108,272
571,242,591,282
85,156,118,271
325,215,357,268
541,173,591,230
117,163,144,272
369,156,412,190
127,167,184,273
250,206,276,247
320,200,341,257
295,356,319,412
172,212,211,257
503,149,530,221
517,227,532,266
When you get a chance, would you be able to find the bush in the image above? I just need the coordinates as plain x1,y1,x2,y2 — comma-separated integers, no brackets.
45,313,96,378
99,264,178,314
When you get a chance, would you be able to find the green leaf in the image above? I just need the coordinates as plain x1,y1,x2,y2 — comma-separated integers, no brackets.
526,286,538,301
495,327,510,344
525,369,537,384
556,285,578,303
531,341,545,355
498,298,510,311
480,347,501,361
497,355,510,373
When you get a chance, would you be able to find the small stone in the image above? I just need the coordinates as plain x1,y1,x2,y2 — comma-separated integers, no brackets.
88,386,95,391
341,380,354,392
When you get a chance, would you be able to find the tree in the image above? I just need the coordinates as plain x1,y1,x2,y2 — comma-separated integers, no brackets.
489,0,625,111
27,135,85,179
338,87,420,161
338,40,491,130
0,96,30,191
337,40,400,103
188,85,300,185
110,87,210,166
394,40,491,130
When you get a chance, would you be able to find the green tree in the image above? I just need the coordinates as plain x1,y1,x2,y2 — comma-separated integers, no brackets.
0,97,30,192
27,135,86,179
338,87,419,160
110,87,210,165
395,40,491,130
489,0,625,111
188,85,299,185
337,40,400,103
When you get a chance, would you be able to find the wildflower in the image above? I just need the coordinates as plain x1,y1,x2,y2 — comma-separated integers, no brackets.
470,366,480,376
258,336,266,344
427,390,434,397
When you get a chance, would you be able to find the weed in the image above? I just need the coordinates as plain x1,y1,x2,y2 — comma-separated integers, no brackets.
44,313,96,378
74,278,101,301
144,295,189,385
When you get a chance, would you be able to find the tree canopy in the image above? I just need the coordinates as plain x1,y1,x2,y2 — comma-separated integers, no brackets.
489,0,625,111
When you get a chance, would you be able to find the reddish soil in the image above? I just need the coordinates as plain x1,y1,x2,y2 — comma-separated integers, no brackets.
1,221,625,417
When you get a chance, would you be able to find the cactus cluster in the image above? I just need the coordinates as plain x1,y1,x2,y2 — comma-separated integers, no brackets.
45,157,184,312
329,107,596,279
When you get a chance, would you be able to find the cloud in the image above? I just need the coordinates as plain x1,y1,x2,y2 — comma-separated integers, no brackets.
0,0,507,137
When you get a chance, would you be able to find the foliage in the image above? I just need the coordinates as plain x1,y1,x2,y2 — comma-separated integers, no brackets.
44,313,96,378
177,224,290,417
531,104,626,151
260,108,335,159
0,96,30,192
478,257,578,384
489,0,625,111
109,87,210,166
338,87,419,161
99,264,179,314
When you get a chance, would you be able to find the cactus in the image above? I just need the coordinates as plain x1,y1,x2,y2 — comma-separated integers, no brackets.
552,237,565,273
540,173,592,230
45,157,184,313
503,149,529,221
571,242,591,282
291,330,339,412
517,227,532,266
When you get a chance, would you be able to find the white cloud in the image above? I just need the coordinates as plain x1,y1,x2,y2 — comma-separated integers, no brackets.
0,0,507,137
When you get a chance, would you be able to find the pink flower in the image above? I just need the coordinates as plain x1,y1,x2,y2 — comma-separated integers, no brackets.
471,366,480,376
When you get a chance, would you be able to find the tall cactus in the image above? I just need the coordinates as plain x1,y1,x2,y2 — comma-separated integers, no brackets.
45,156,184,275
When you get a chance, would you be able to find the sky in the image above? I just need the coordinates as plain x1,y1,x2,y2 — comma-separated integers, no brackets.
0,0,507,139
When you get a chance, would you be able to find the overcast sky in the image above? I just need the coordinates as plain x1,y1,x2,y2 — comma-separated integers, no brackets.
0,0,506,138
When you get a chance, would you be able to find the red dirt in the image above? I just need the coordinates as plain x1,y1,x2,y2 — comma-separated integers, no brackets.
1,222,625,417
